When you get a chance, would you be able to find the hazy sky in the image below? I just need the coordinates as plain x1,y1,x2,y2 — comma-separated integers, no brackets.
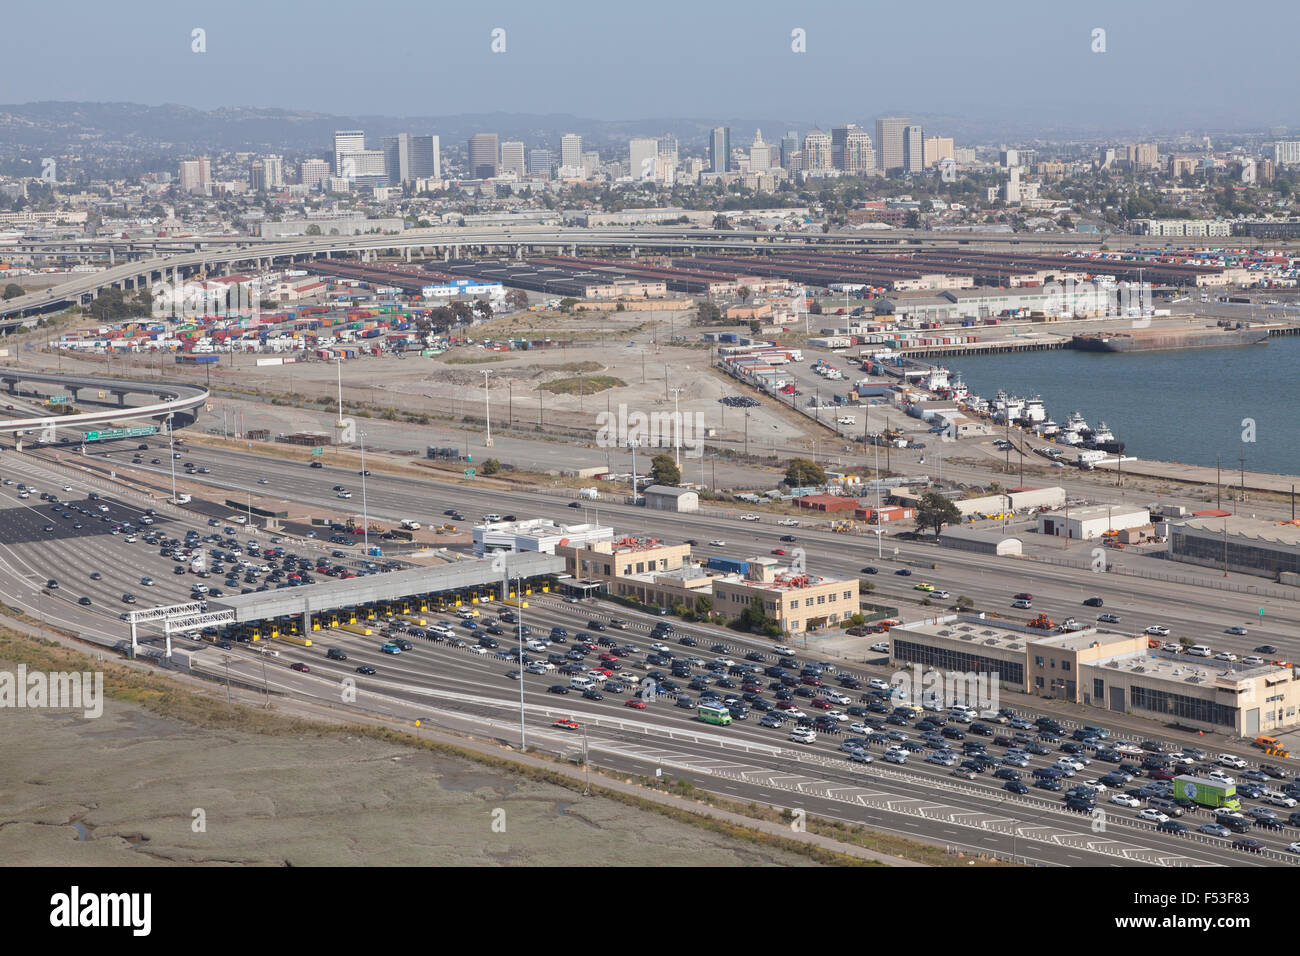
3,0,1297,132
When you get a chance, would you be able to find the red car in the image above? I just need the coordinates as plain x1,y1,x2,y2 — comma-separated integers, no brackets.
811,699,833,710
771,549,786,555
552,718,580,730
593,667,613,677
289,662,310,673
800,675,822,686
625,698,647,709
599,653,618,663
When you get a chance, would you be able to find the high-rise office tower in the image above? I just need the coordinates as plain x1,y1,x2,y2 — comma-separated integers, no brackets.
560,133,583,169
780,131,799,170
832,125,874,174
527,148,552,177
658,134,678,168
179,157,210,194
263,155,283,189
904,125,924,173
468,133,499,178
709,127,731,173
749,130,772,171
875,117,908,172
333,130,365,175
630,137,659,180
384,134,440,184
499,141,526,177
248,161,266,192
802,129,832,171
923,137,954,168
299,158,330,188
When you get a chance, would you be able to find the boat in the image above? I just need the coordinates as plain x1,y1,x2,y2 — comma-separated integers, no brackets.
1070,325,1270,352
1035,418,1060,438
1081,421,1125,454
1021,396,1047,424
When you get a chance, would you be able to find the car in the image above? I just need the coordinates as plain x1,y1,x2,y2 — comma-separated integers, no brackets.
1288,842,1300,855
546,685,570,695
1157,820,1189,836
1034,778,1063,792
1144,625,1170,637
1266,792,1299,808
625,698,647,709
289,662,310,673
77,596,92,606
860,566,878,574
380,643,402,655
708,539,725,547
552,718,580,730
1109,793,1141,808
1217,753,1247,769
1232,838,1265,854
1011,599,1033,609
1083,596,1104,607
913,582,935,592
355,665,376,675
309,461,323,469
139,576,154,587
1225,625,1248,635
1137,808,1170,824
1213,652,1238,662
1255,645,1278,655
121,593,137,604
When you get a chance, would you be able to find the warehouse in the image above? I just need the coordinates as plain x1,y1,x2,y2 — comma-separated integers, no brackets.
1037,505,1150,540
936,526,1023,557
642,485,699,512
1167,515,1300,578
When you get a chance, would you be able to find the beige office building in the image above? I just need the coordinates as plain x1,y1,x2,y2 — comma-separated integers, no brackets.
923,137,954,168
875,116,908,172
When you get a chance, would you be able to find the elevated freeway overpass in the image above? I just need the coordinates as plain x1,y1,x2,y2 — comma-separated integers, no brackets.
0,369,208,439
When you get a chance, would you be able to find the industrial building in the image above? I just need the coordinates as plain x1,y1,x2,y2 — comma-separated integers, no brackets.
1037,505,1150,540
473,519,614,557
1167,515,1300,578
642,485,699,512
936,526,1023,556
889,614,1300,735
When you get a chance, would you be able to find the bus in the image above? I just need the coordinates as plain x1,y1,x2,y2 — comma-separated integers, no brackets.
698,703,733,726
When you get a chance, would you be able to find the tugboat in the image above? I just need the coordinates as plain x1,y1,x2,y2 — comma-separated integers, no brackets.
1060,410,1089,445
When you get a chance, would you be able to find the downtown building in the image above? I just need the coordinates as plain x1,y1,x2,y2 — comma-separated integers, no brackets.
832,124,875,175
875,116,909,173
468,133,500,178
382,134,441,185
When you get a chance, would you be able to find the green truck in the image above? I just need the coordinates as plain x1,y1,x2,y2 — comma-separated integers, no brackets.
1173,775,1241,811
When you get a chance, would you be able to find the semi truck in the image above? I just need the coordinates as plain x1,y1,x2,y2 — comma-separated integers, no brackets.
1173,774,1241,811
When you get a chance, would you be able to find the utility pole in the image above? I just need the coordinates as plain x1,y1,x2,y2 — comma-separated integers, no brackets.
1216,454,1221,511
1239,451,1246,509
744,409,749,458
360,431,369,554
516,574,526,749
669,386,684,467
482,369,493,447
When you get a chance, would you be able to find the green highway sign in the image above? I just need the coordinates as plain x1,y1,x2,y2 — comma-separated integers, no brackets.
47,395,67,405
311,447,324,456
464,468,476,477
83,425,159,442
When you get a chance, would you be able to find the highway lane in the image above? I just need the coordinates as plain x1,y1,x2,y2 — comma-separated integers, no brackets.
68,438,1300,660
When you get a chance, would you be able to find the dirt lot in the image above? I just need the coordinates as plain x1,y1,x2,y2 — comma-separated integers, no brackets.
0,678,816,867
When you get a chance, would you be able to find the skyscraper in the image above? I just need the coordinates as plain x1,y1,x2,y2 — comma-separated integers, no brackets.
904,125,924,173
780,131,799,170
832,125,874,174
630,138,659,180
709,127,731,173
179,158,210,194
749,130,772,172
263,155,283,189
333,130,365,175
560,133,583,169
527,149,552,177
874,117,908,173
802,129,832,171
658,134,678,168
923,137,954,168
412,135,441,180
499,141,526,177
468,133,499,178
299,158,330,188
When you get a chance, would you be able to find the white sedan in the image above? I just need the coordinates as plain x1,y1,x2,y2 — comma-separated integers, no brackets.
650,643,670,652
708,540,725,547
773,645,794,655
1214,651,1238,662
848,721,874,735
868,678,891,691
1137,808,1170,823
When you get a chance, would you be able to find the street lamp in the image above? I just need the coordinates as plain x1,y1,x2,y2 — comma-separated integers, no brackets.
359,431,369,554
166,413,178,504
482,370,494,447
669,386,684,467
516,573,527,750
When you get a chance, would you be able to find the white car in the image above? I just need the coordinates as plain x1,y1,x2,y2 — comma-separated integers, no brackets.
868,678,890,691
468,645,488,655
778,518,799,526
650,642,670,653
1213,651,1238,662
1265,792,1298,808
848,721,873,735
870,641,889,653
1159,642,1182,654
1167,753,1195,766
741,513,761,521
1217,753,1248,769
773,645,794,655
1207,770,1235,786
932,590,951,599
883,747,909,764
778,706,806,719
823,691,852,705
1137,808,1170,824
716,658,735,668
1144,625,1171,637
1113,741,1143,756
789,729,816,743
1241,656,1266,666
1226,626,1249,636
1051,762,1077,777
708,540,725,547
823,710,847,721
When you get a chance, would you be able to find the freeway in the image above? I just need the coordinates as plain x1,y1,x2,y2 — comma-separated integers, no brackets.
190,593,1299,866
0,369,208,435
59,436,1300,661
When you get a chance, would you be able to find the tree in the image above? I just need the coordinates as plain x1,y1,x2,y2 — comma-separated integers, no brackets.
505,288,529,310
914,490,962,538
737,595,780,637
711,213,732,230
737,285,752,303
2,283,24,300
305,224,322,236
784,457,826,487
696,301,722,324
649,453,680,486
449,301,474,322
473,299,494,318
693,595,713,620
480,458,500,475
558,297,579,313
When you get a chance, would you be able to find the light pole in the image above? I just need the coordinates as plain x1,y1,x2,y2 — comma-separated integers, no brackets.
628,438,639,504
669,386,684,467
166,413,177,503
482,370,494,447
516,573,527,749
360,431,369,554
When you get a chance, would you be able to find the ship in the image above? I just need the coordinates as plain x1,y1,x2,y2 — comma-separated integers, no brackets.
1081,421,1125,454
1071,325,1270,353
